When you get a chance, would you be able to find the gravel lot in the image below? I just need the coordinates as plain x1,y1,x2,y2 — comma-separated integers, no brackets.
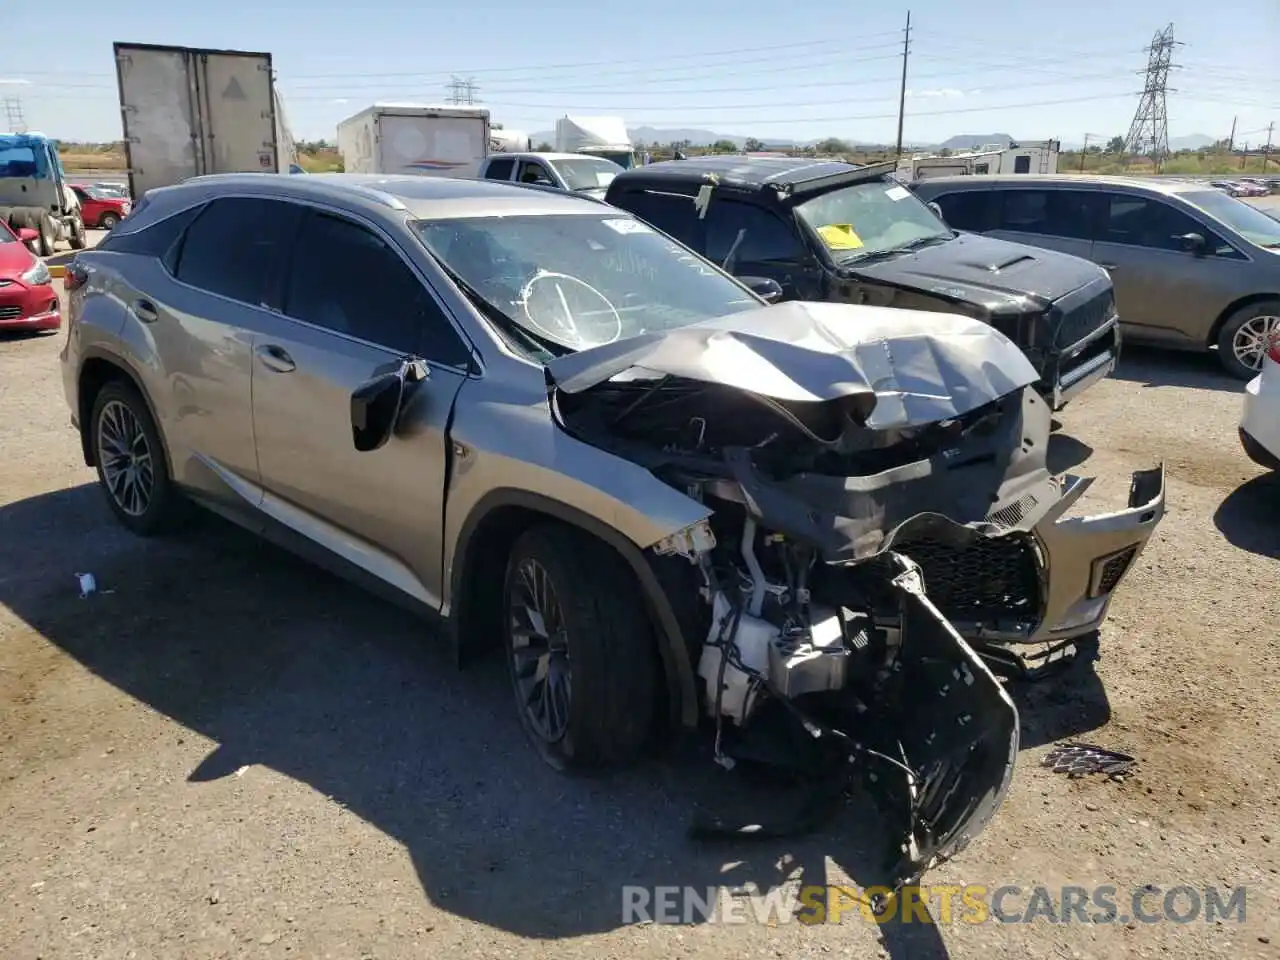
1,267,1278,959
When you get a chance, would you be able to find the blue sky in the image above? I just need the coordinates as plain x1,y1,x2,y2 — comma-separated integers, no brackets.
2,0,1276,145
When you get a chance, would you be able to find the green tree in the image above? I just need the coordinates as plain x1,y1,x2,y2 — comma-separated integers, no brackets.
710,139,738,154
1106,136,1126,154
744,137,765,152
815,138,851,155
536,141,553,152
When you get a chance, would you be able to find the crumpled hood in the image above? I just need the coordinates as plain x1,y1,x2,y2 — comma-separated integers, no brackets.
545,300,1039,430
844,231,1104,310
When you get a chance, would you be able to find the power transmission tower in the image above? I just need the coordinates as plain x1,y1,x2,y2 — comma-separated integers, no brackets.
444,76,480,105
3,96,27,133
894,10,912,159
1123,23,1182,169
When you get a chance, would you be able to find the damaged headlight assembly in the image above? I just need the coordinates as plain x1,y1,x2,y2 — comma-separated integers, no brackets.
546,301,1164,895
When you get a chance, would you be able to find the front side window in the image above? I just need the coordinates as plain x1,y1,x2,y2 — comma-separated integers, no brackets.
1103,195,1205,251
483,158,514,181
283,211,470,365
704,199,806,269
174,197,302,305
516,161,555,186
794,179,952,261
416,212,757,354
1181,189,1280,250
550,157,623,192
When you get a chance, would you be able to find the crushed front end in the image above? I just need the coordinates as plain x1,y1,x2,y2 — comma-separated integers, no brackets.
546,301,1161,888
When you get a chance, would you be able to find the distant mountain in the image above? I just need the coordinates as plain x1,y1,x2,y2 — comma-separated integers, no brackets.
528,126,888,149
1168,134,1216,151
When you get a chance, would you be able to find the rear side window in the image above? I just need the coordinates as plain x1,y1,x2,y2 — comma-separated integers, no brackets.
283,211,470,366
174,198,303,305
96,203,206,267
484,158,514,180
994,190,1098,240
610,188,701,248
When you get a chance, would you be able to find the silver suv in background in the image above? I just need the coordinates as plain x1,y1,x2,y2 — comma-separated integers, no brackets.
910,174,1280,379
59,173,1163,890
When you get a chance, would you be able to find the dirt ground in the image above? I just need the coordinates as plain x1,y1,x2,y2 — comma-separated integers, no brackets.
1,279,1278,959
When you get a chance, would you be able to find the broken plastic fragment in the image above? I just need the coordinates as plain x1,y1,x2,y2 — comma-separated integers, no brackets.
1041,742,1137,778
75,573,96,599
652,519,717,560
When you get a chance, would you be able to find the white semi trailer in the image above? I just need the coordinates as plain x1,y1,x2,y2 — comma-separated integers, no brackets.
113,42,299,198
337,103,491,176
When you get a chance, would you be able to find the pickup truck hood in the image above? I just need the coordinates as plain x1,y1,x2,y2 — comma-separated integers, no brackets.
545,299,1039,430
844,231,1104,311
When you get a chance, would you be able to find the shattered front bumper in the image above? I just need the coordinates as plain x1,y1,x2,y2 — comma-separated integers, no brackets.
891,464,1166,676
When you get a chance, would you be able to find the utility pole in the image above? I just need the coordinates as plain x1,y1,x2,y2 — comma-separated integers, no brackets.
1241,142,1249,170
1079,133,1102,171
1123,23,1182,170
1227,115,1237,153
894,10,911,159
1263,122,1275,172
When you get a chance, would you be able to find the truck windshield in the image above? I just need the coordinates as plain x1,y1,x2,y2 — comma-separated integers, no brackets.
551,157,624,192
0,143,42,179
795,178,952,261
416,212,758,352
1182,190,1280,248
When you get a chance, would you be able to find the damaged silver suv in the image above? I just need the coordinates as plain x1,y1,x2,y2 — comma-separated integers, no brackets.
60,174,1165,891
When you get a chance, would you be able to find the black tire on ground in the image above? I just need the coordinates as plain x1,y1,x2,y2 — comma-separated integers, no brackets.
69,214,87,250
99,211,120,230
502,523,658,772
89,380,187,537
36,212,56,257
7,208,34,230
1216,299,1280,380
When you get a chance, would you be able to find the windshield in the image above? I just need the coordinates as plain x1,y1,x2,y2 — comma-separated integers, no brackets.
551,157,623,192
1183,190,1280,248
0,143,41,179
795,178,952,261
416,213,759,352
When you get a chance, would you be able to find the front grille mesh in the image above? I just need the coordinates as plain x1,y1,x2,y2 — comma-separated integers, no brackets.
1056,290,1115,348
870,533,1043,625
1097,547,1137,595
0,305,22,320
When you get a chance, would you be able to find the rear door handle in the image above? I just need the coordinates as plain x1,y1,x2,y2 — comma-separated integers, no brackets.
132,299,158,322
254,343,296,373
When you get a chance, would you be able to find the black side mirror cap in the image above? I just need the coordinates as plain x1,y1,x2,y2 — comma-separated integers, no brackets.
350,358,429,452
742,276,784,303
1176,232,1206,256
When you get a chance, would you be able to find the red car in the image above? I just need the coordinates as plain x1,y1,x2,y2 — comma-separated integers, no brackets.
0,220,60,332
70,183,132,229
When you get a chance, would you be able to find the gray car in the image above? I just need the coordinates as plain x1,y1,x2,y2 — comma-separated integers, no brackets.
911,175,1280,379
59,173,1164,889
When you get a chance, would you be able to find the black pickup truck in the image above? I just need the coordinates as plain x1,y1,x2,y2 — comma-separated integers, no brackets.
604,157,1120,410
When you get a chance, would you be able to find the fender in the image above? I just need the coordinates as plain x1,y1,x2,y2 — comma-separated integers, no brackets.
74,344,175,477
449,488,700,730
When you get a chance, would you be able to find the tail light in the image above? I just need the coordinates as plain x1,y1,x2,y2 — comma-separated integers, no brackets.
64,261,88,292
1268,338,1280,366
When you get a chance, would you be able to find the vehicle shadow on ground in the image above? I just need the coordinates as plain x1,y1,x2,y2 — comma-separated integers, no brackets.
0,482,955,954
1003,637,1111,750
1046,431,1094,475
1214,471,1280,559
1109,345,1244,394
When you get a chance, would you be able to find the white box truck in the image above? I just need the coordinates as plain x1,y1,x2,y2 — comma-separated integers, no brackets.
113,42,298,198
553,116,638,169
337,103,491,176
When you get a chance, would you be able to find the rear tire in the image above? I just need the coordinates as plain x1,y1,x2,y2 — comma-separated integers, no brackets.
69,214,87,250
1217,300,1280,380
502,523,658,772
90,381,187,536
36,213,56,257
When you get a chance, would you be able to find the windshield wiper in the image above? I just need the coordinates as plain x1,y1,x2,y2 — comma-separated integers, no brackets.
838,233,952,267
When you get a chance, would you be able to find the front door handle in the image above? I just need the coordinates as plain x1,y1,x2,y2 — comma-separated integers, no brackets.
1099,263,1119,271
254,344,296,373
132,299,158,322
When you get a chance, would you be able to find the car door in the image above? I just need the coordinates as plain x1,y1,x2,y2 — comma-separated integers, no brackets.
702,198,820,300
249,205,475,610
985,188,1100,262
1089,192,1242,345
164,196,303,511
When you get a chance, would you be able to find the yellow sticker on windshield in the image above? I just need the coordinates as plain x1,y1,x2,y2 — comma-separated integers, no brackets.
816,223,864,249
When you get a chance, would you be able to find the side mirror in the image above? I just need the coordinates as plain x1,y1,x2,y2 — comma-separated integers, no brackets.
350,358,428,452
17,227,39,245
741,276,784,303
1176,232,1206,256
927,201,945,221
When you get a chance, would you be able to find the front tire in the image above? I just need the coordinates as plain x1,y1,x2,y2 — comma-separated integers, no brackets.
37,212,56,257
1217,301,1280,380
69,214,87,250
503,523,658,772
99,211,120,230
90,381,185,536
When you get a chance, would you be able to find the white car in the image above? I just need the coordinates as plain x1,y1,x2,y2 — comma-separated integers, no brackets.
1240,337,1280,470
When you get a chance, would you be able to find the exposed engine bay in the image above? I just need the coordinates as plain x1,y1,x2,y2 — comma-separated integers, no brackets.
544,302,1161,892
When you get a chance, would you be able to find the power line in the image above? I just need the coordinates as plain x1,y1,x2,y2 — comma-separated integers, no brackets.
1124,22,1182,167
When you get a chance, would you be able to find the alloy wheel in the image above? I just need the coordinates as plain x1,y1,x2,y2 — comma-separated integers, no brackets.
1232,314,1280,372
97,400,154,517
507,557,573,743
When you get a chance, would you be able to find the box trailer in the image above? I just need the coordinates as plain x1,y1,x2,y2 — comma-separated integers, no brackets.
337,103,491,176
553,116,638,169
114,42,295,198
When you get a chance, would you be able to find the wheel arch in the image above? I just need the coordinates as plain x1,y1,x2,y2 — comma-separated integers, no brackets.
76,349,174,479
448,488,700,730
1207,292,1280,348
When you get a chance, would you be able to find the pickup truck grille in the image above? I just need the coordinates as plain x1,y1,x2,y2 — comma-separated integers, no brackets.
1056,290,1115,348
